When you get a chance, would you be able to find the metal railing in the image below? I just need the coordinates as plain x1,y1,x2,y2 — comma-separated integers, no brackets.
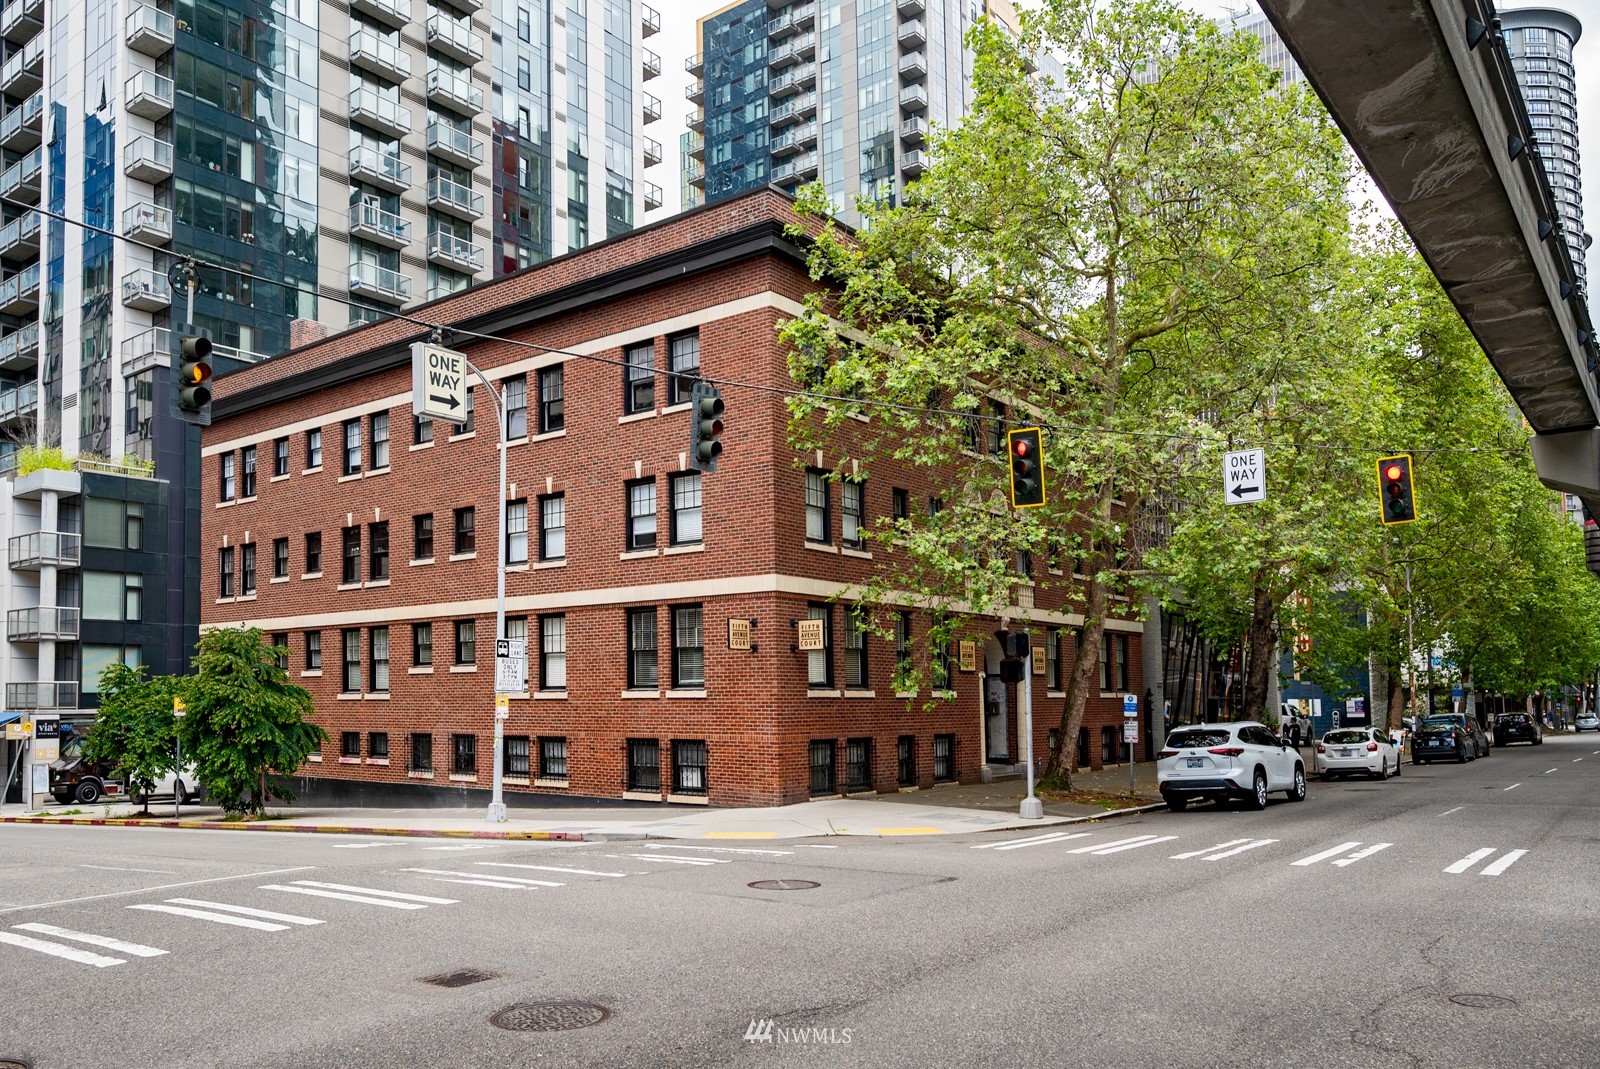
427,174,484,216
6,605,79,641
427,231,484,271
349,261,411,302
349,202,411,244
5,681,78,709
426,120,484,163
124,136,174,178
8,530,81,569
0,323,39,364
0,378,36,422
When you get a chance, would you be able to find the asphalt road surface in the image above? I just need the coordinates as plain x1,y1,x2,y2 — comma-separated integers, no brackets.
2,733,1597,1069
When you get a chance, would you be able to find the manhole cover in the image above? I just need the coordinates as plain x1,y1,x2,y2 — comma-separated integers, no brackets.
422,969,496,988
1450,994,1518,1009
748,879,821,891
489,1001,610,1032
0,1060,30,1069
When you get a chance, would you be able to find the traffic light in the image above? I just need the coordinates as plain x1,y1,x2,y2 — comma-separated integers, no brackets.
689,382,724,473
1007,427,1045,508
177,332,213,415
1377,454,1417,525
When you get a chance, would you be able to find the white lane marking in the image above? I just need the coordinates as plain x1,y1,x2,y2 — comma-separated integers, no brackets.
1543,769,1558,775
13,923,167,957
423,878,531,889
477,863,628,878
641,844,793,856
1203,839,1277,861
1332,843,1392,867
1574,758,1584,763
402,868,563,887
128,904,288,931
797,844,839,848
284,881,457,904
1445,848,1499,875
1292,842,1364,867
1083,835,1179,855
0,867,317,917
1504,783,1522,791
991,832,1092,852
1170,839,1250,860
422,844,501,851
165,899,322,926
1440,807,1463,817
1066,835,1161,855
79,864,174,873
258,885,428,910
0,930,125,967
613,854,731,866
1480,850,1528,877
331,843,404,850
973,830,1083,850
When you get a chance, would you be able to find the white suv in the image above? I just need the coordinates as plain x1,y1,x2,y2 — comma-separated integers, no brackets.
1157,722,1307,812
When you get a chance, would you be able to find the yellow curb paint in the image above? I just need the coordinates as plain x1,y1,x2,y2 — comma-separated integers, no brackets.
874,828,946,836
703,831,778,839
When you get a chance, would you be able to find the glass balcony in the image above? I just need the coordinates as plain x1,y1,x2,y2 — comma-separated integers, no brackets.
643,136,662,168
899,50,926,79
5,682,78,709
686,109,704,133
771,151,818,184
426,174,484,220
8,530,80,570
898,19,925,48
426,15,484,64
349,262,412,305
349,202,412,249
425,231,484,274
121,326,264,377
122,202,173,245
768,67,815,98
900,116,928,145
0,35,43,95
643,181,663,212
642,91,661,125
0,144,41,204
125,4,175,57
897,0,923,15
642,47,660,80
899,83,929,113
124,136,174,183
641,3,659,36
771,122,817,157
0,378,35,424
685,131,704,160
769,33,815,69
0,322,38,370
126,70,174,120
0,91,42,152
0,209,39,260
350,0,412,30
426,121,485,166
348,145,411,193
685,79,704,104
121,268,171,311
684,158,705,186
0,263,39,315
901,149,927,177
0,0,43,45
767,12,795,38
426,68,483,115
349,88,413,138
7,605,78,642
350,29,412,83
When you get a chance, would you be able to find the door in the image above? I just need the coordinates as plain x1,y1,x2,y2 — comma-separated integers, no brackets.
984,675,1010,763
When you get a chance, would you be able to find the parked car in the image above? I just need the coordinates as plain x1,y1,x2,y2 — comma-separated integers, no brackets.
130,768,202,805
1156,722,1306,812
1314,727,1401,780
1411,713,1489,764
1494,713,1544,746
1576,713,1600,733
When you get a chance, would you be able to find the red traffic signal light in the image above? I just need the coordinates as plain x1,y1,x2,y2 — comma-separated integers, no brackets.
1377,454,1416,525
1007,427,1045,508
688,383,724,473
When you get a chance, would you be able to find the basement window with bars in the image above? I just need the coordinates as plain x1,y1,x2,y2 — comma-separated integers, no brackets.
672,739,707,795
341,732,360,758
809,740,836,795
933,734,955,782
452,734,476,776
627,738,660,792
539,737,568,781
845,738,872,793
410,733,433,773
503,735,530,779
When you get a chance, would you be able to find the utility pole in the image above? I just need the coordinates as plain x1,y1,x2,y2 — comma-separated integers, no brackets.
466,361,508,824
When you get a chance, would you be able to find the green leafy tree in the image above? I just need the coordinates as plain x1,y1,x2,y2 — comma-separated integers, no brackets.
178,627,326,817
81,663,181,815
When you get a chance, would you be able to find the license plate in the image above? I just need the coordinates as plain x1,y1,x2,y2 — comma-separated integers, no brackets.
1186,758,1205,768
1337,749,1353,757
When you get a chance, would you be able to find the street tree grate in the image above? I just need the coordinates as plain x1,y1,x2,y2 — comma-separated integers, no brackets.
1450,994,1518,1009
489,1002,610,1032
422,969,496,988
748,879,821,891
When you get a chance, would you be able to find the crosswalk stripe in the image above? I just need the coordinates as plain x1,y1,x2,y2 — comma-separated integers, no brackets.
973,830,1080,850
0,930,125,967
423,844,500,851
1067,835,1160,855
1081,835,1179,855
1170,839,1250,860
286,881,457,904
615,854,729,865
477,863,628,878
13,923,165,958
423,878,531,889
401,868,563,887
641,844,793,856
991,832,1092,852
1203,839,1277,861
128,904,289,931
1480,849,1528,876
1331,843,1391,867
165,899,323,926
1445,848,1498,874
1291,842,1363,867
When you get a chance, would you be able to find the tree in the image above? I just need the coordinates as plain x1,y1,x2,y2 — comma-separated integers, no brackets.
178,627,326,817
81,663,181,815
781,0,1350,784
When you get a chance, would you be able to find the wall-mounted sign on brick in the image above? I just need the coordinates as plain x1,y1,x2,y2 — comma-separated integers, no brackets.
958,640,976,673
1032,644,1046,674
728,619,752,650
796,619,824,652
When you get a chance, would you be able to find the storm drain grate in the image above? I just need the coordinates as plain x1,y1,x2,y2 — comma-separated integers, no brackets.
490,1001,610,1032
748,879,821,891
422,969,496,988
1450,994,1518,1009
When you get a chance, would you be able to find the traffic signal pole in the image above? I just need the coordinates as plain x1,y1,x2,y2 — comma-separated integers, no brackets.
466,359,508,824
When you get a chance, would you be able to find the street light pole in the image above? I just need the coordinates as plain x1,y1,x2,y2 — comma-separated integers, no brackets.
1020,638,1042,820
466,360,508,824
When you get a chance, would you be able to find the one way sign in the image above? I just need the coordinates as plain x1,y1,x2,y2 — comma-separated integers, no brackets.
1223,448,1266,505
411,342,469,424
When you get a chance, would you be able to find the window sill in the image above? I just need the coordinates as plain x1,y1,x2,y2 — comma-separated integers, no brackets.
270,576,289,584
622,790,662,802
365,579,391,588
337,473,362,483
366,758,390,766
448,432,476,442
270,474,290,483
410,558,435,567
302,467,322,476
408,666,434,674
621,689,660,699
407,770,434,779
840,546,872,559
449,774,477,783
807,689,842,698
804,542,839,554
665,689,707,699
667,793,709,805
240,496,257,505
337,583,361,592
894,691,917,699
214,500,235,509
619,548,658,560
932,690,957,700
236,594,257,602
449,552,477,562
618,409,657,424
662,543,703,555
305,753,322,763
449,665,478,673
660,400,691,415
408,442,434,452
504,776,530,786
215,597,235,605
534,777,569,788
302,572,323,580
502,436,530,449
505,564,529,573
363,468,391,479
1047,568,1063,576
338,756,360,764
363,692,390,700
337,693,363,701
843,689,876,699
534,690,566,700
301,670,322,678
1047,690,1066,699
533,559,566,570
531,428,566,443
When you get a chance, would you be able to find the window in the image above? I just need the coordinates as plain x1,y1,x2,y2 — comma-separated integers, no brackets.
539,494,565,560
667,331,700,405
892,487,908,521
454,507,475,554
539,736,568,780
986,399,1007,454
496,498,526,565
845,608,867,689
273,437,289,477
305,531,322,574
455,620,476,664
806,603,832,688
931,619,951,690
306,428,322,468
1046,628,1061,690
452,734,476,775
342,628,361,692
929,496,942,518
410,733,433,772
1115,633,1130,691
1100,635,1131,692
669,472,702,545
842,480,864,547
845,738,872,792
273,537,289,579
505,375,528,438
504,735,530,778
219,546,235,597
239,544,256,594
627,739,661,792
220,453,236,501
370,626,389,691
672,739,707,795
126,503,143,550
342,526,361,584
271,633,289,669
933,734,955,781
627,608,658,689
809,740,836,794
413,413,433,445
624,342,654,413
369,522,389,580
369,732,388,759
371,412,389,468
1102,725,1119,765
413,622,433,666
805,470,830,543
538,366,564,432
897,735,916,786
895,611,913,679
457,386,474,433
627,479,656,549
241,446,256,497
305,630,321,670
671,605,704,689
540,614,566,689
342,419,361,475
413,513,434,559
341,732,361,758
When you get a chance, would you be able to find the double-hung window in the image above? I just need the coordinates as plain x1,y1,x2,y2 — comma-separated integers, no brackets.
369,521,389,581
413,623,433,666
538,366,564,432
669,472,701,545
667,331,700,405
273,537,288,579
539,493,565,560
627,608,658,689
306,429,322,469
539,737,568,780
219,547,235,597
371,412,389,468
414,513,434,559
539,614,566,690
806,603,832,688
624,342,654,413
342,419,361,475
413,414,433,445
504,735,530,778
805,470,830,543
894,611,913,680
273,437,289,476
1047,629,1061,690
341,526,361,584
452,734,476,775
342,629,360,692
842,480,865,548
220,454,235,501
305,532,322,574
241,446,256,497
240,543,256,594
506,499,528,564
454,507,475,554
455,620,475,665
410,734,433,773
370,626,389,691
672,740,707,795
505,375,528,439
627,479,656,549
845,608,867,689
671,604,704,689
305,630,321,670
456,386,474,434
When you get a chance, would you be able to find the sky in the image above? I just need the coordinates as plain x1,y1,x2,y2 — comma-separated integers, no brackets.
645,0,1600,258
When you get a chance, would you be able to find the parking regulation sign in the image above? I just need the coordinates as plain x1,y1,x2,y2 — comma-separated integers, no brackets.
494,638,526,694
1122,693,1138,718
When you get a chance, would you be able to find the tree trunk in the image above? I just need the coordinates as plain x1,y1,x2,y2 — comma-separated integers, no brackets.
1044,572,1109,790
257,769,268,816
1460,662,1476,729
1386,654,1404,730
1241,575,1280,722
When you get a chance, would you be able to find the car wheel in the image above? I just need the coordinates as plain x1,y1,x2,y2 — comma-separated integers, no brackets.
1394,758,1401,777
1288,766,1306,802
1165,796,1188,813
1246,770,1268,810
75,780,102,804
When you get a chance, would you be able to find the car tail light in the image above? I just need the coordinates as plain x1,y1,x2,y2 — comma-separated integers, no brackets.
1315,744,1326,754
1208,747,1245,757
1367,742,1379,752
1158,749,1178,759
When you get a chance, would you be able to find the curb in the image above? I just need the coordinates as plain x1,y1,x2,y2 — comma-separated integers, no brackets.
973,801,1168,834
0,816,587,841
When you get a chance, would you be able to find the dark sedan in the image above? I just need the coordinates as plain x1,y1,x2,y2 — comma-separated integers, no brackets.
1412,714,1489,764
1494,713,1543,746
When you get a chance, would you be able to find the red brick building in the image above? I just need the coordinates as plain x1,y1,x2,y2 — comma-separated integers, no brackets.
201,189,1145,808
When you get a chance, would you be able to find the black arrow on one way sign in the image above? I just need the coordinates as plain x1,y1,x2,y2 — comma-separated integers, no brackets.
1230,482,1259,498
429,392,461,411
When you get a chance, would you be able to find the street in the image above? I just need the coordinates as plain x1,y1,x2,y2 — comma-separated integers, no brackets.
1,735,1597,1069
